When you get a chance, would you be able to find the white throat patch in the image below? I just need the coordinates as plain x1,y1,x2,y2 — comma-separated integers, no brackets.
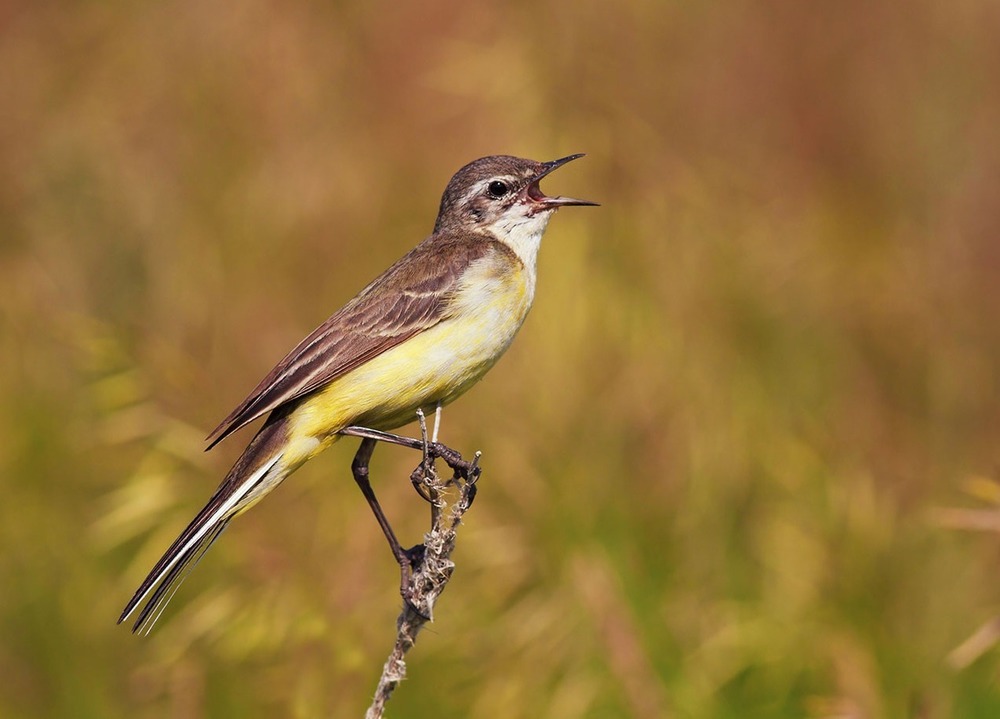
488,207,553,272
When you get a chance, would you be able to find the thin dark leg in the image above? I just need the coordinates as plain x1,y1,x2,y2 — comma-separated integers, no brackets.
342,426,425,451
341,425,478,484
352,437,404,562
350,437,426,612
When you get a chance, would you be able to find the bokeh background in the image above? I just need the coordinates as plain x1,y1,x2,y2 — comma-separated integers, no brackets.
2,1,999,717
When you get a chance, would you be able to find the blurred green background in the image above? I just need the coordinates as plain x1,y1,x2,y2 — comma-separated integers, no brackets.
2,1,999,717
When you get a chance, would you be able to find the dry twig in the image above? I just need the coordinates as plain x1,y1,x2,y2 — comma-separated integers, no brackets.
361,411,481,719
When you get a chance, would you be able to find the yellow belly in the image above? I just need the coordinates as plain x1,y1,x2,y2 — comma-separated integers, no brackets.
285,254,533,458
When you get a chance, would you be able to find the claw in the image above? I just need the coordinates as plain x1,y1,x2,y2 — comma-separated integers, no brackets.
399,544,431,620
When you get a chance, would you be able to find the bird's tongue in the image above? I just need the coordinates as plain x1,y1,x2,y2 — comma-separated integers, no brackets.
526,181,548,202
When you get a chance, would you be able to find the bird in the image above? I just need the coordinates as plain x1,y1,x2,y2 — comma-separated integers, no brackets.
118,153,597,633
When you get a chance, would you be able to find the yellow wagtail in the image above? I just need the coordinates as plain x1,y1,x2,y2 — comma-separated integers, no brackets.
119,154,596,632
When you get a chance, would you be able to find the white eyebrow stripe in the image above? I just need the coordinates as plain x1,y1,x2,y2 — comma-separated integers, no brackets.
456,176,519,206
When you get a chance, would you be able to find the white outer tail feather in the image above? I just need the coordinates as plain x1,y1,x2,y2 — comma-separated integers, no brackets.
121,453,284,632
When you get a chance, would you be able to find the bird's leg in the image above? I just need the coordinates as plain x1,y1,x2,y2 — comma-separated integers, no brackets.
341,426,424,451
409,410,437,505
340,425,479,487
431,402,442,444
340,425,436,502
350,437,427,615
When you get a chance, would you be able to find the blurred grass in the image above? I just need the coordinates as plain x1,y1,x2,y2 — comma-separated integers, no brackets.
1,0,999,717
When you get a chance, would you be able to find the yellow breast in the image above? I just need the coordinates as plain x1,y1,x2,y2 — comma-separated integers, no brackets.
287,250,533,451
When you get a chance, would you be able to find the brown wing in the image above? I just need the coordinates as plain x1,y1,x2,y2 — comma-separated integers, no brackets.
205,234,496,449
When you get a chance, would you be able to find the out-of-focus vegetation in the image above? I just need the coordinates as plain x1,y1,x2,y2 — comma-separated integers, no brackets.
1,1,999,717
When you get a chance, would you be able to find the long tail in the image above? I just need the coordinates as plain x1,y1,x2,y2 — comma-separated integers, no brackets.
118,413,293,634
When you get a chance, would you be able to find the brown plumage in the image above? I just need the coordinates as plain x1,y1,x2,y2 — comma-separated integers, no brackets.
206,235,500,449
119,154,596,633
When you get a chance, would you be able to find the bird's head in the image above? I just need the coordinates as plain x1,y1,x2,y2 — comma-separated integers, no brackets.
434,154,597,235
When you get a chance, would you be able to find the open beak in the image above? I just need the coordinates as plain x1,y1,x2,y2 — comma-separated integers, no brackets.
525,154,599,209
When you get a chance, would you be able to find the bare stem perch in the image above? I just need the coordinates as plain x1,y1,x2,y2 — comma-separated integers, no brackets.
358,411,481,719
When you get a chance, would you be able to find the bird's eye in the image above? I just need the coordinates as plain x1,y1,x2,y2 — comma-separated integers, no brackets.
487,180,509,199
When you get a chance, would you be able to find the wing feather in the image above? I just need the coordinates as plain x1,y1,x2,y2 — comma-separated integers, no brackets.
205,235,496,448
